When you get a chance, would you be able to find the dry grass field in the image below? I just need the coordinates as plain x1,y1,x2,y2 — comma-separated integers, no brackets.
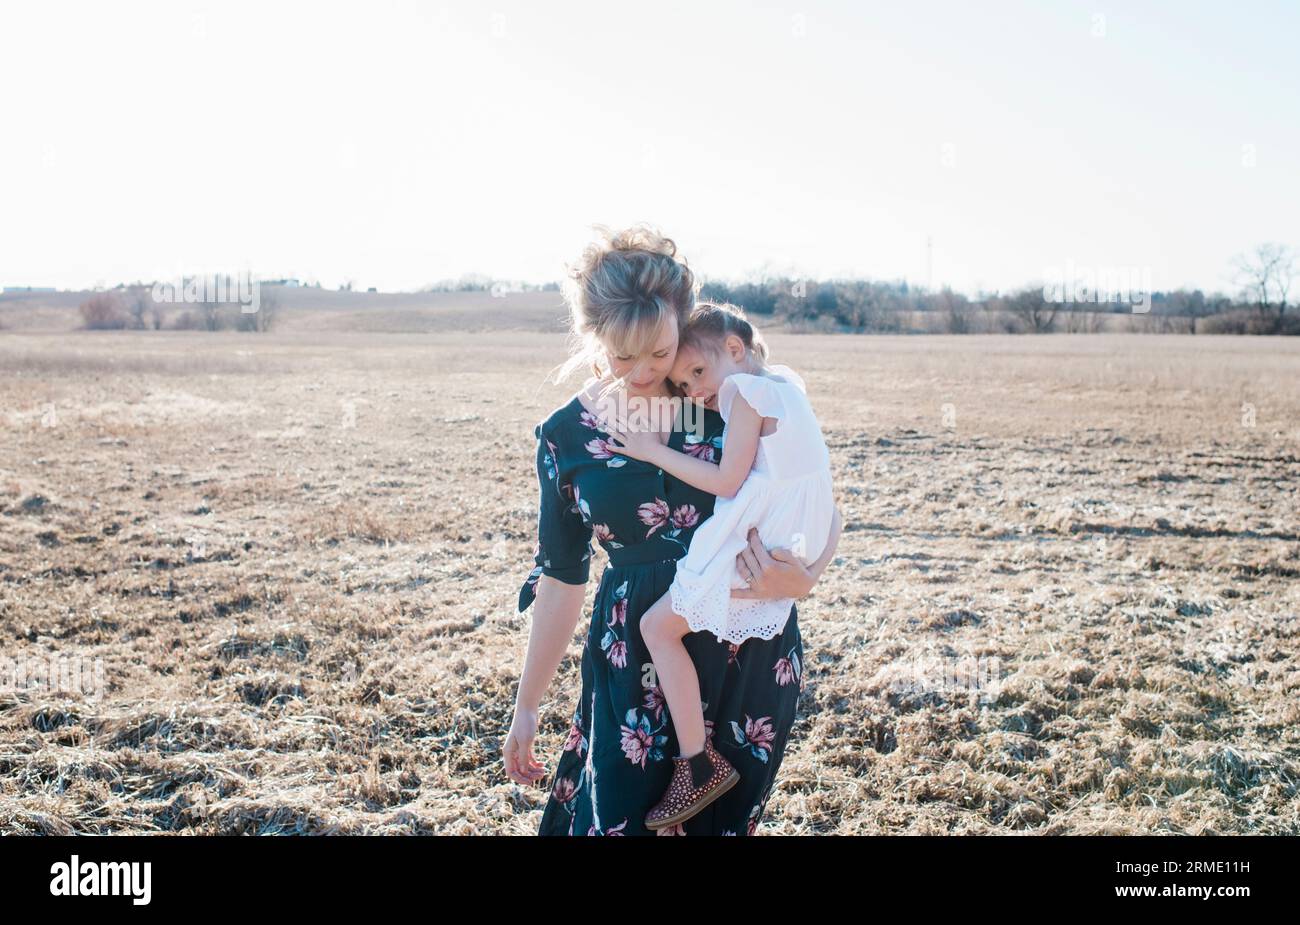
1,328,1297,834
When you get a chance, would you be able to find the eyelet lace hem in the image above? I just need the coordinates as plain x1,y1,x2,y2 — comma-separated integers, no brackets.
670,576,792,645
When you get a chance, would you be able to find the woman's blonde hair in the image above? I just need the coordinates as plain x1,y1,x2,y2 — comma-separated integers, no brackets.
551,224,698,397
679,300,770,364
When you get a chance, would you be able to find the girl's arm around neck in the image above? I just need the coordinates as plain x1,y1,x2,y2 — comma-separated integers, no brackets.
641,394,763,499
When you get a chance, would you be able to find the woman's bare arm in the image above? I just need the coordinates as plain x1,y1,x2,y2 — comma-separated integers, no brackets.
515,575,586,713
504,574,586,786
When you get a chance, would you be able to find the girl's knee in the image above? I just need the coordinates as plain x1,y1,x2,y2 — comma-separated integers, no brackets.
642,607,668,645
642,607,680,647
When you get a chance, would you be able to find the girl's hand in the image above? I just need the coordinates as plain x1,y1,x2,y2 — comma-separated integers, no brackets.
606,425,662,462
503,706,547,786
731,528,817,599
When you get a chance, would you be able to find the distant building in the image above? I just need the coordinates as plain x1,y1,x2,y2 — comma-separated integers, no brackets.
262,278,301,287
3,286,57,293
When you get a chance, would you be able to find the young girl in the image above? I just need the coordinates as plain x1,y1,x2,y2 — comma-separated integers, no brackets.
606,301,836,830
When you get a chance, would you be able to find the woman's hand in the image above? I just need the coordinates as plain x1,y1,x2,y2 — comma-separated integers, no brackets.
502,706,547,786
731,528,817,600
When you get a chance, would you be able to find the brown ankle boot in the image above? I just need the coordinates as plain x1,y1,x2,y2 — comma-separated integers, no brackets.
645,737,739,830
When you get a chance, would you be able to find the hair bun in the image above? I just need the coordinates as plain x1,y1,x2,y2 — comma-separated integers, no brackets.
604,224,680,259
550,224,699,388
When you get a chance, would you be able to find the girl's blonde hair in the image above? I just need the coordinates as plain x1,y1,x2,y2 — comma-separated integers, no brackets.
551,224,698,397
679,300,770,364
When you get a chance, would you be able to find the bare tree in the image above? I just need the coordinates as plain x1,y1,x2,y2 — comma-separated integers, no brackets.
1007,287,1059,333
939,287,971,333
255,288,279,331
124,285,152,330
1157,289,1203,334
79,293,128,329
1064,305,1106,333
199,300,224,331
235,287,279,332
1231,243,1295,324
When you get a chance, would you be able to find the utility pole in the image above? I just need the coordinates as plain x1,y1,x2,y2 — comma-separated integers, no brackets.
926,234,933,291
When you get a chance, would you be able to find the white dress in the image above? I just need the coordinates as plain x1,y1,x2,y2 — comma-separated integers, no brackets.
669,363,835,644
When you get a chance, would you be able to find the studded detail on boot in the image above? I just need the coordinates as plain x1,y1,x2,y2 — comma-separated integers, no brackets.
644,736,740,830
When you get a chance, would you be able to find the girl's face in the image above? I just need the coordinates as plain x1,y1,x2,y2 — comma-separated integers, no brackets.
601,312,679,397
669,338,745,412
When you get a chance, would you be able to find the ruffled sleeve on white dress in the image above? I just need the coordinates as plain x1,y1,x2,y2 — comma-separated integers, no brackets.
719,372,783,423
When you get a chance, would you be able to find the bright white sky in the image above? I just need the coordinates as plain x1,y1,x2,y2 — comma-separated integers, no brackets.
1,0,1296,295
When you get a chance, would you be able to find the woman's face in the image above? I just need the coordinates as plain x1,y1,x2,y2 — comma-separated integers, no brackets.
602,312,679,397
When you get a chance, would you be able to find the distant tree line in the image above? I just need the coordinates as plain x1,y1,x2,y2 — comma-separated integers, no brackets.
699,243,1298,335
420,274,560,294
78,283,280,332
74,244,1295,335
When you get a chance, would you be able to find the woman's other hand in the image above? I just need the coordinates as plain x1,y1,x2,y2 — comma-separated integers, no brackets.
731,527,817,600
503,707,547,786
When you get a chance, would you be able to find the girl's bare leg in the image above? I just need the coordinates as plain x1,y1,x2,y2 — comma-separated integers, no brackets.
640,589,706,758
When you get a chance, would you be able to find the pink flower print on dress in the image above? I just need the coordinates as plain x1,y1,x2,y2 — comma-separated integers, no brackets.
606,639,627,668
584,437,627,468
642,684,666,723
640,502,700,555
670,504,699,529
774,647,802,687
608,592,629,628
620,726,651,767
683,430,723,463
637,499,671,537
552,776,577,803
599,580,629,666
620,707,669,768
564,720,587,756
724,641,740,667
730,714,776,763
588,818,627,835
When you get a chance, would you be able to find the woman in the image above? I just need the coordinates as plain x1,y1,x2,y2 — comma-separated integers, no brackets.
502,225,842,835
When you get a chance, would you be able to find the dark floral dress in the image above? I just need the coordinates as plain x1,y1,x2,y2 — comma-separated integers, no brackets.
518,394,806,836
